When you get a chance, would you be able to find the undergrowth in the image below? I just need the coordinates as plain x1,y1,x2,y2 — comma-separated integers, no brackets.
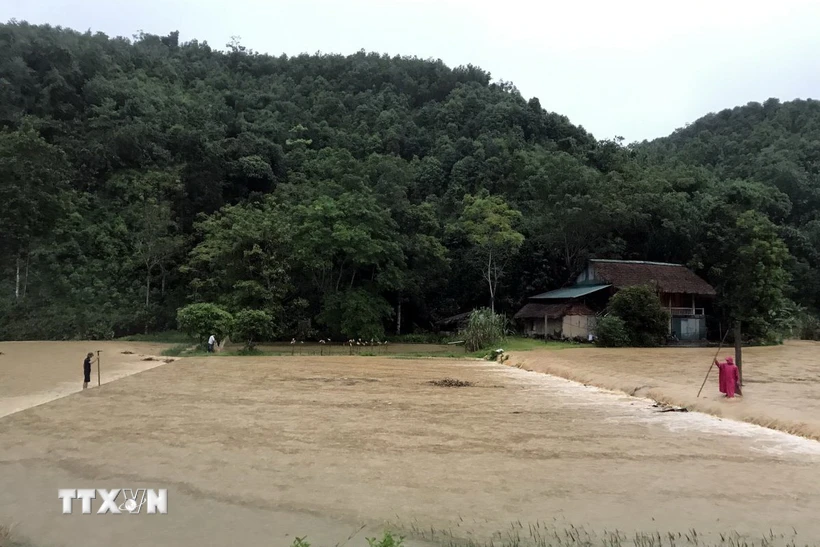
119,331,195,344
399,521,812,547
290,525,812,547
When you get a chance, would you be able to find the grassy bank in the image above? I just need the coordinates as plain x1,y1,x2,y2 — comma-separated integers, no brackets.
157,337,582,359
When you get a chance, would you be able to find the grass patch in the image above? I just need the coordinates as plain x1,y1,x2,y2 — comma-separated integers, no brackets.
120,331,195,344
160,344,194,357
500,337,582,351
155,337,582,360
397,521,809,547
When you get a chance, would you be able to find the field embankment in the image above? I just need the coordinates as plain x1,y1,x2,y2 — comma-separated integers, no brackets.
508,341,820,440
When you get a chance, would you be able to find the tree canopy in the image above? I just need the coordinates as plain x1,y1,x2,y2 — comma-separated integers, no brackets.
0,21,817,341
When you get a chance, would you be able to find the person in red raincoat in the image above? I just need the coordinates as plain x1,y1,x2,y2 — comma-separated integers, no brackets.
714,356,741,398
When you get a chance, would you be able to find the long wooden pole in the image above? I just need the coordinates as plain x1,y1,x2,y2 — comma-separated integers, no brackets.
96,350,101,387
696,327,731,398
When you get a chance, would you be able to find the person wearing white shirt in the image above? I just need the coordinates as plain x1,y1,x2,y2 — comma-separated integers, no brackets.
208,334,216,353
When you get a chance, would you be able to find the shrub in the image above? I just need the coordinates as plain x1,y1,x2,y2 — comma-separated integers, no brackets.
594,315,630,347
462,308,507,352
176,303,233,346
367,532,404,547
233,309,275,349
606,285,670,346
801,314,820,340
387,333,450,344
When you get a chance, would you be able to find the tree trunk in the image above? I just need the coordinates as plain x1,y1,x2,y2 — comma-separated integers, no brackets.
397,300,402,335
487,251,494,313
23,253,29,298
145,272,151,307
734,320,743,386
15,255,20,301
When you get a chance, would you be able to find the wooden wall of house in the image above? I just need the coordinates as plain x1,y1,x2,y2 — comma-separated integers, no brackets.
526,319,545,335
525,318,563,337
563,315,595,339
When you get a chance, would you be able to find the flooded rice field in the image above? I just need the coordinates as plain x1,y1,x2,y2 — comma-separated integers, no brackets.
1,344,819,546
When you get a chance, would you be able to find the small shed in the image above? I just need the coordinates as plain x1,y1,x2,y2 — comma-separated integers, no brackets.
435,311,472,333
514,302,596,339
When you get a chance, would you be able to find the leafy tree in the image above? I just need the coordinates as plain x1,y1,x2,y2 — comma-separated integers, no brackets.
177,303,234,346
0,122,69,300
594,316,630,348
184,199,292,313
698,210,791,381
233,309,275,349
606,285,670,347
317,289,393,340
457,191,524,312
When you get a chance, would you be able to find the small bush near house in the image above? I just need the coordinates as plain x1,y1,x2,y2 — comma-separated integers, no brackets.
462,308,507,352
595,315,631,347
606,285,670,346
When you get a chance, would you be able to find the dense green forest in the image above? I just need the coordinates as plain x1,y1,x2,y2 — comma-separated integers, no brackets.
1,21,818,341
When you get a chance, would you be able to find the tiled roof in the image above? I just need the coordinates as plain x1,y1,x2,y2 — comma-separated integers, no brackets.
589,260,716,295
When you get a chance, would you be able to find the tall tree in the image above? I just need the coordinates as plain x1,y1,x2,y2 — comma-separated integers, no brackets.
698,210,790,382
457,191,524,313
0,123,69,300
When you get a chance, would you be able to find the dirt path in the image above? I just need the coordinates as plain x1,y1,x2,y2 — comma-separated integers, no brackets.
2,352,820,546
0,341,174,418
508,340,820,440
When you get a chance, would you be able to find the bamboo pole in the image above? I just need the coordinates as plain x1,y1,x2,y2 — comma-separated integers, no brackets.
96,350,101,387
696,327,731,398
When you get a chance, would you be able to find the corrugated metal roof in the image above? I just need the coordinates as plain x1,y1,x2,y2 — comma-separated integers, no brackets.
530,284,611,300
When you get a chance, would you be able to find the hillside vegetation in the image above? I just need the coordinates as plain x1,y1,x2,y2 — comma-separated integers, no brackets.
1,21,817,341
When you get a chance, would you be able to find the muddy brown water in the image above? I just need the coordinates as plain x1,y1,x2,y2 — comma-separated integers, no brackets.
510,340,820,440
2,344,820,546
0,341,173,418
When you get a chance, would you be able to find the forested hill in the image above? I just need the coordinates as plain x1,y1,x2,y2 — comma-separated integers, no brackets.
638,99,820,325
0,21,817,341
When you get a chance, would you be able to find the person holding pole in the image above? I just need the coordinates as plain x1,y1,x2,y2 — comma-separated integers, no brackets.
714,356,741,398
83,352,95,389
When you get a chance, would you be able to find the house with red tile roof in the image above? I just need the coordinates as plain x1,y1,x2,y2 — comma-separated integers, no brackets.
515,259,716,341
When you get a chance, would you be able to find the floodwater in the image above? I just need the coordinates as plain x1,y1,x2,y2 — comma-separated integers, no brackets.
0,341,173,418
510,341,820,440
1,346,820,546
